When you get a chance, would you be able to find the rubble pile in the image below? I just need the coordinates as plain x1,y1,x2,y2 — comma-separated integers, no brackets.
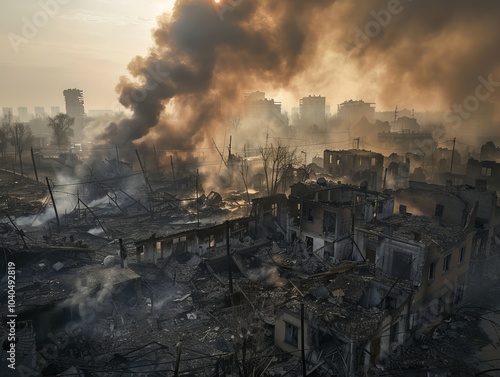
374,307,494,376
1,168,500,376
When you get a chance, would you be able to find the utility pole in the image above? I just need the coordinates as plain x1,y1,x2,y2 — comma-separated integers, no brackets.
30,147,39,182
353,137,360,150
228,135,232,167
394,105,398,132
153,144,160,171
170,155,176,185
119,238,127,268
77,190,80,221
135,149,154,211
115,145,120,162
431,143,435,180
174,341,182,377
450,137,456,175
45,177,60,232
301,303,306,377
196,169,200,227
226,221,234,295
78,197,109,238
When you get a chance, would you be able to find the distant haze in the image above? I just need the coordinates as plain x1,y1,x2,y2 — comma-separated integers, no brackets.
2,0,499,125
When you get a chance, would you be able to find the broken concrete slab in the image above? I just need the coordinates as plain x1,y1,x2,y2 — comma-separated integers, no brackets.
52,262,64,271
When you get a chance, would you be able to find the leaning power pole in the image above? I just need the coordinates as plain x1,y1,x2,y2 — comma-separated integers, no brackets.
135,149,154,212
226,221,234,295
196,169,200,227
450,137,456,175
301,303,306,377
30,147,39,182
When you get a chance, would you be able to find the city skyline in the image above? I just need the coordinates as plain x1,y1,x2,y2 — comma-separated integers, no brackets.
1,0,175,111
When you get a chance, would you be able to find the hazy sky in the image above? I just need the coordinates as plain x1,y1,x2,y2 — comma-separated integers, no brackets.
3,0,499,121
0,0,176,112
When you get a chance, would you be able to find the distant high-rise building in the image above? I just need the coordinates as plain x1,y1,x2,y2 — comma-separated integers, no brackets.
243,91,282,124
17,107,30,122
337,100,375,124
291,107,300,126
2,107,13,117
34,107,46,118
299,95,326,126
63,89,85,140
51,106,61,116
88,109,114,117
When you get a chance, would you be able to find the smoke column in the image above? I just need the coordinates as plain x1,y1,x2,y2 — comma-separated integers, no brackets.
98,0,337,159
336,0,500,111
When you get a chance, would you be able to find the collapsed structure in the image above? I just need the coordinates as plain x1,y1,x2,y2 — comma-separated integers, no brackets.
2,156,499,376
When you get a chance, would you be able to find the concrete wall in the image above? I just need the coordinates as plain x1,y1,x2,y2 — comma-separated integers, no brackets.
354,230,427,285
287,200,353,261
275,310,311,357
323,150,384,186
393,189,466,226
412,232,474,330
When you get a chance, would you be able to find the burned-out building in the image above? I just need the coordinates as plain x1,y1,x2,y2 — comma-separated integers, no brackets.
337,99,376,124
0,249,141,375
287,181,394,263
251,194,289,239
378,130,435,156
134,217,257,264
391,116,420,133
354,209,477,332
386,156,411,189
323,149,385,191
274,266,412,375
480,141,500,162
465,158,500,191
393,181,500,280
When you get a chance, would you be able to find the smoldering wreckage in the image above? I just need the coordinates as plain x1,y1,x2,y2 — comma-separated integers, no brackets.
3,0,500,374
0,158,500,377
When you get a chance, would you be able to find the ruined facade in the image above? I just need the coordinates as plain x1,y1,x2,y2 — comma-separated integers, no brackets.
323,149,385,191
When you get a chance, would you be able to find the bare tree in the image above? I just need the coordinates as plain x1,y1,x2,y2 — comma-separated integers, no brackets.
47,113,74,152
259,140,300,195
10,123,33,176
239,151,251,210
230,115,241,133
0,113,13,158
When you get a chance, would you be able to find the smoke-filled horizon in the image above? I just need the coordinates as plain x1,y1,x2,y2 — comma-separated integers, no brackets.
97,0,339,160
95,0,500,159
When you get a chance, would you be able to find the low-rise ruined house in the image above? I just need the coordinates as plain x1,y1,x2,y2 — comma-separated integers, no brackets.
134,217,256,264
0,249,141,372
377,130,435,156
386,158,410,189
465,157,500,191
393,180,500,282
353,210,476,333
287,181,394,263
251,194,288,239
134,195,290,265
323,149,384,191
274,268,412,375
480,141,500,162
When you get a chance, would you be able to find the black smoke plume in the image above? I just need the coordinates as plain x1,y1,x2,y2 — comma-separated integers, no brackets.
98,0,337,159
